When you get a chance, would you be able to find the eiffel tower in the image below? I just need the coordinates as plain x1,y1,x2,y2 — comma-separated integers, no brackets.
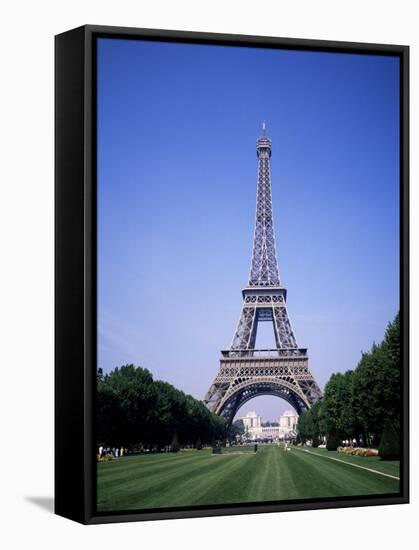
204,123,322,425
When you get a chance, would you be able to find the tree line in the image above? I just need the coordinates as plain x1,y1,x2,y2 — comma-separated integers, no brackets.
297,313,400,451
97,364,226,450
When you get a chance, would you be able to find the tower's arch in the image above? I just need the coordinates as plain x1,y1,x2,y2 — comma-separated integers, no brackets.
215,378,309,425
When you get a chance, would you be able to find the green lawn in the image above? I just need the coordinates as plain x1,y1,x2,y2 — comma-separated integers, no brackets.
97,445,400,512
299,447,400,477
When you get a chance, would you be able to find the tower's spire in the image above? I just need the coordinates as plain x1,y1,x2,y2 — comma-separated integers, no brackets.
249,128,280,286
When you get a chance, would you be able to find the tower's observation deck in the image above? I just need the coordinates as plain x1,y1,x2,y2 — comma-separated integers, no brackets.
256,136,272,157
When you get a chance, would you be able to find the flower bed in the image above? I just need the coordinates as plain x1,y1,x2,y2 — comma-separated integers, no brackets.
97,454,114,462
337,446,378,457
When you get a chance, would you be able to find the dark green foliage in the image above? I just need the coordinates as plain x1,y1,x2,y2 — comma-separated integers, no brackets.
297,409,314,443
352,314,401,443
196,438,202,450
297,399,324,444
171,433,180,452
227,418,244,444
96,365,156,447
96,364,226,448
312,434,319,448
324,371,358,437
212,446,222,454
326,433,341,451
298,313,400,449
379,419,400,460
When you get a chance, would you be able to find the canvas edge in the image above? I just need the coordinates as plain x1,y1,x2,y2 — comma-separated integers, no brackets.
54,24,410,525
55,25,88,524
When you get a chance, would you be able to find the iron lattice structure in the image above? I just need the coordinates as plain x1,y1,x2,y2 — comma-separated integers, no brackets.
204,124,322,425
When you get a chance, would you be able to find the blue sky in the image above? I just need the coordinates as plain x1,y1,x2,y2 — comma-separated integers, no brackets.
97,38,400,421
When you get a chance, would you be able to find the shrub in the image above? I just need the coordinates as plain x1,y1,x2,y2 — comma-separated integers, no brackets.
171,433,180,453
379,419,400,460
312,435,320,448
196,438,203,450
326,433,341,451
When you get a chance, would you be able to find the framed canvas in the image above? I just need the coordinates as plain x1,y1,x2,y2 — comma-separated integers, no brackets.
55,25,409,524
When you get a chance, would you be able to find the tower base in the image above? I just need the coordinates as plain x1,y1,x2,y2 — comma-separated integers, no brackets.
204,349,322,425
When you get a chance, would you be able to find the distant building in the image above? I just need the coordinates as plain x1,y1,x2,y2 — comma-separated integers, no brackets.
279,410,298,432
241,410,298,441
242,411,261,430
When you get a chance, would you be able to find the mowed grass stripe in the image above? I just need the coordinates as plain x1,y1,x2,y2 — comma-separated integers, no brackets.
287,447,400,497
192,447,274,505
206,446,398,503
247,446,358,501
159,454,255,508
298,448,400,480
98,451,212,485
245,445,281,502
97,446,400,511
300,447,400,477
97,452,250,511
97,453,217,510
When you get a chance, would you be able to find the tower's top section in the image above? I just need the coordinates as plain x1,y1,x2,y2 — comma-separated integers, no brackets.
256,121,272,158
248,124,280,287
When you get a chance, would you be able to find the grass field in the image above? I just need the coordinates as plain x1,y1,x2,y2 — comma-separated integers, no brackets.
97,445,400,512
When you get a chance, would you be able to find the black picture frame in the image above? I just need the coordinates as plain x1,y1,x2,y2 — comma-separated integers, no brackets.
55,24,409,524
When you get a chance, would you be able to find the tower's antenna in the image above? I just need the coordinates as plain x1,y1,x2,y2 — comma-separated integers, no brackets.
262,121,266,135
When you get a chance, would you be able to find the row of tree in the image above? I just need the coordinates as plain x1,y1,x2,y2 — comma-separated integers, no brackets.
97,364,226,449
297,313,400,452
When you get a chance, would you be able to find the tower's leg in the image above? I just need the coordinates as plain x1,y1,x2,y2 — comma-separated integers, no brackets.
231,306,258,351
273,306,297,348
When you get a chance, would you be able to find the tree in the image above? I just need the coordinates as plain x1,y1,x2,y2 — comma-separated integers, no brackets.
310,400,324,441
326,433,341,451
227,419,245,444
308,312,400,449
321,372,354,437
297,399,325,444
96,364,226,449
353,313,400,444
340,371,358,439
171,432,180,452
378,419,400,460
96,364,157,447
150,380,186,447
297,409,314,443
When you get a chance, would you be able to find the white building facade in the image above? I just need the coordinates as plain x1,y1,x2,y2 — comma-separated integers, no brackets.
241,410,298,441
